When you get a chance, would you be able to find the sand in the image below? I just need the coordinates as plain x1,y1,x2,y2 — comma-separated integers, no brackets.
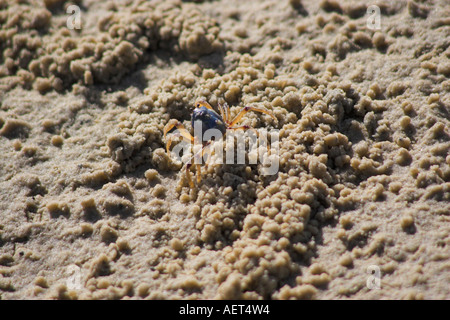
0,0,449,300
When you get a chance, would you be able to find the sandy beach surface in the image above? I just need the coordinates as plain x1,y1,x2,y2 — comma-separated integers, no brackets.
0,0,449,299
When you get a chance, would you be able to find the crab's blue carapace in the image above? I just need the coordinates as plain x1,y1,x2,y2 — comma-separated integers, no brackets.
191,105,227,142
163,99,277,188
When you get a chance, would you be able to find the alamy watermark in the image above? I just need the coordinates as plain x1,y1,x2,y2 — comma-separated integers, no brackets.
66,264,83,291
66,5,82,30
366,265,381,290
65,4,382,34
367,5,381,30
168,124,280,175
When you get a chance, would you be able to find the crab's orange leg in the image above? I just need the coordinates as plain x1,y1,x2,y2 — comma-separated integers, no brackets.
185,163,195,188
196,164,202,184
228,106,276,127
218,103,226,121
185,163,204,187
163,121,193,142
195,100,215,111
184,141,212,188
165,134,187,155
222,102,230,123
163,121,194,153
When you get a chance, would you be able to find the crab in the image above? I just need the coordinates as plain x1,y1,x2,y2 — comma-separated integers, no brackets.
163,100,277,188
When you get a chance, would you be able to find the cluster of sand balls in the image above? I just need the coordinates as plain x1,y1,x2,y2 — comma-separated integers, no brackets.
111,31,449,295
0,0,222,92
1,0,448,300
109,48,415,298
